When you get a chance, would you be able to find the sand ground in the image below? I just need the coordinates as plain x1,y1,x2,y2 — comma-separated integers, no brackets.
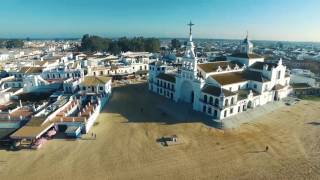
0,82,320,180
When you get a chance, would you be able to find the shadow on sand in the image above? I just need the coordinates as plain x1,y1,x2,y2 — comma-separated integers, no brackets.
306,122,320,126
102,83,222,128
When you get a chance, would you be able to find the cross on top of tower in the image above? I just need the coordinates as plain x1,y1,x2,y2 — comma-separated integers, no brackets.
187,21,194,35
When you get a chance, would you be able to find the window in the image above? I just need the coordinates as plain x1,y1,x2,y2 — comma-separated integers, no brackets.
254,84,257,89
224,110,227,117
203,105,206,113
231,97,234,105
204,95,207,103
225,99,229,106
214,110,217,118
208,107,212,114
99,87,103,91
277,71,281,79
209,97,213,105
238,106,241,112
230,108,233,114
215,99,219,106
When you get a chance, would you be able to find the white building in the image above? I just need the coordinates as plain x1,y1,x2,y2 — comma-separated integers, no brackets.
290,69,319,87
0,53,9,61
149,23,291,120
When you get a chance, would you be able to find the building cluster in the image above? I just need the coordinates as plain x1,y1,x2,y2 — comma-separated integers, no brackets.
149,24,292,120
0,24,319,149
0,41,155,149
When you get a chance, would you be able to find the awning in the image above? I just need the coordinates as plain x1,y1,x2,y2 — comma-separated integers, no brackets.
10,122,54,140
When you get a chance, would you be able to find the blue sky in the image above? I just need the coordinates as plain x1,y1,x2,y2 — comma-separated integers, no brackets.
0,0,319,41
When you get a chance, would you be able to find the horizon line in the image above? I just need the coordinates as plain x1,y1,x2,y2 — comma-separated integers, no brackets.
0,36,320,44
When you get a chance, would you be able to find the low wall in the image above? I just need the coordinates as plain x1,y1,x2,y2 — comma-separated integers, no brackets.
85,103,100,133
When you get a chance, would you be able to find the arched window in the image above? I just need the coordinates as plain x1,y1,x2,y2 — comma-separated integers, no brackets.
209,97,213,105
204,95,207,103
224,110,227,117
203,105,206,113
231,97,234,105
214,110,217,118
225,99,229,106
215,99,219,106
208,107,212,114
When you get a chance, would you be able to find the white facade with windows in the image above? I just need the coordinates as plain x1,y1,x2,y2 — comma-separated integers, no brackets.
148,24,292,120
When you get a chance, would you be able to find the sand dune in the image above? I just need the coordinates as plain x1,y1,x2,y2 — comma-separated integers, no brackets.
0,82,320,180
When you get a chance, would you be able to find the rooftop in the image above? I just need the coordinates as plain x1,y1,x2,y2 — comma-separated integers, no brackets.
10,117,53,139
202,85,236,97
157,73,176,83
82,76,112,86
211,71,269,85
291,83,312,89
198,61,243,73
229,53,262,59
250,62,278,71
19,66,44,74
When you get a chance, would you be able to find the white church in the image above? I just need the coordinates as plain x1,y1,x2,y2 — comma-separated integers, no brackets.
148,22,292,120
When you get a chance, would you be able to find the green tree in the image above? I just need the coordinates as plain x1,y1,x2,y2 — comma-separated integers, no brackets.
144,38,160,52
117,37,130,52
6,39,24,48
171,39,181,50
108,41,121,55
80,34,160,54
0,40,5,48
80,34,111,52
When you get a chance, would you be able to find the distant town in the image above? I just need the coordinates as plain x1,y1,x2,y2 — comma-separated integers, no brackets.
0,25,320,150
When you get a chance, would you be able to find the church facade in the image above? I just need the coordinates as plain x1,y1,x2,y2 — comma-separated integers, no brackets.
148,23,292,120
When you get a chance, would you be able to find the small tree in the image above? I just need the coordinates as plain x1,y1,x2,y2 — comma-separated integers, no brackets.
171,39,181,50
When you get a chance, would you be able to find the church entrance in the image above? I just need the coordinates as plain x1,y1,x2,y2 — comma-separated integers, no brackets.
191,91,194,103
274,91,279,101
180,80,194,103
247,101,253,109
